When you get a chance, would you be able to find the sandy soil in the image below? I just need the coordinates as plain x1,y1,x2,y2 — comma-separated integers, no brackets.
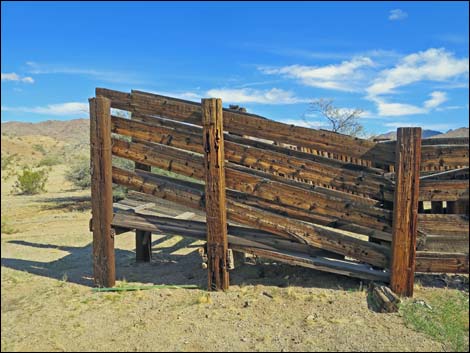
0,165,460,351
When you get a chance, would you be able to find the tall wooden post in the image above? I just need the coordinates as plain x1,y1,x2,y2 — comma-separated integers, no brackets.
202,98,229,291
90,96,115,287
390,127,422,297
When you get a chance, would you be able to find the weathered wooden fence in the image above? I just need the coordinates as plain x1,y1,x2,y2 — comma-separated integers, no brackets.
89,88,469,297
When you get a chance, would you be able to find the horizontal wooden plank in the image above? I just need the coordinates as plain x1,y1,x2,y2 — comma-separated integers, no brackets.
419,179,469,201
111,211,388,282
422,137,469,145
111,138,393,232
420,234,469,253
96,88,395,166
420,167,469,180
420,144,469,170
415,251,469,273
418,214,469,236
233,246,389,282
111,115,394,202
112,167,390,267
96,88,131,111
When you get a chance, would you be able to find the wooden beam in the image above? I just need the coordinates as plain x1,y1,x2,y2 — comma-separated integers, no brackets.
415,251,469,273
110,138,393,232
111,115,393,202
90,96,115,287
111,167,390,268
110,212,389,282
202,98,229,291
390,128,422,297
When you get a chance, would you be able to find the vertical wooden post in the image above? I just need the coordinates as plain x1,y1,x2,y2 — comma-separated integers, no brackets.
90,96,115,287
135,163,152,262
390,128,422,297
202,98,229,291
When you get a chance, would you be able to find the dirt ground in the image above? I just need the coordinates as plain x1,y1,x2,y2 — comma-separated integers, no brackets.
0,165,466,351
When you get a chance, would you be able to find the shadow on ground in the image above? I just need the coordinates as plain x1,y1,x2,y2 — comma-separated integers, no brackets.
38,195,92,212
3,235,468,292
2,235,364,291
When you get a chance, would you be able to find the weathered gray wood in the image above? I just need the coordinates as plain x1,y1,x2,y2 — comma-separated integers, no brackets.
368,284,401,313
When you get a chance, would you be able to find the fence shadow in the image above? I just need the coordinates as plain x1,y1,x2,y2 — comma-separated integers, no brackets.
2,235,363,291
4,236,466,292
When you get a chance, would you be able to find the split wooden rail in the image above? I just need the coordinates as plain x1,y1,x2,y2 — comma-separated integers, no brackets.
89,88,469,297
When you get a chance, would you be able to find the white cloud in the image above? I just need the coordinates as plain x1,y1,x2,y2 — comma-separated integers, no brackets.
389,9,408,21
1,102,88,116
371,91,449,117
259,56,374,92
280,119,327,128
424,91,447,109
373,99,428,116
1,72,34,83
206,88,308,104
367,48,469,97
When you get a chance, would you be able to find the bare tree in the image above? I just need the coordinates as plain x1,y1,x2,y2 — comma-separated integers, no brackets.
305,98,365,137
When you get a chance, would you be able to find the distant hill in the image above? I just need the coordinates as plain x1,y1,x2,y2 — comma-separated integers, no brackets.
1,118,90,145
428,127,469,139
374,129,443,141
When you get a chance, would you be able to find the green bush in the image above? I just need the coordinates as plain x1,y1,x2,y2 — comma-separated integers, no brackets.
14,167,49,195
65,156,91,189
37,155,62,167
1,218,17,234
32,144,47,154
1,153,18,170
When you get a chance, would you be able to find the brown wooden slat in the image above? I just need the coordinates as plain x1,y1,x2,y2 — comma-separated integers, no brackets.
97,88,395,166
418,214,469,236
419,179,469,201
111,115,394,202
111,212,389,282
415,251,469,273
110,138,393,232
111,166,390,268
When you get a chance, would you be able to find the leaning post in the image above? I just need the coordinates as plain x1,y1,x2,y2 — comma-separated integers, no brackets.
202,98,230,291
390,127,422,297
90,96,115,287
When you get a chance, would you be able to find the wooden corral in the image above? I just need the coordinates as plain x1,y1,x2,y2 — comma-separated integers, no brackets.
89,88,469,297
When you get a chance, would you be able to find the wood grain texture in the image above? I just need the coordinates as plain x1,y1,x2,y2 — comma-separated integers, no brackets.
90,96,115,287
111,212,388,282
110,138,393,232
415,251,469,273
202,99,229,291
111,167,390,268
390,128,422,297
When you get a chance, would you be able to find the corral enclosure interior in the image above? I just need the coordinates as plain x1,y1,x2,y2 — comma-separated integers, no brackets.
89,88,469,297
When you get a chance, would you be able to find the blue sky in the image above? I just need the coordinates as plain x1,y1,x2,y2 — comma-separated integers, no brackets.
1,1,469,135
